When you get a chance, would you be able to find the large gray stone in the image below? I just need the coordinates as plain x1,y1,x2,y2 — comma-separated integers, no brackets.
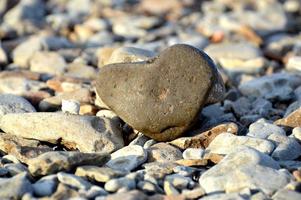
96,44,224,141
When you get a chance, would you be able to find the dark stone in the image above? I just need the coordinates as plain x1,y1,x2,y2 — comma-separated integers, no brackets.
96,44,223,141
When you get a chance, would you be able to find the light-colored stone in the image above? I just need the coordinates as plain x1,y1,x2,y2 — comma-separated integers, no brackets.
182,148,204,160
200,193,246,200
75,166,124,183
61,99,80,114
27,151,110,176
106,145,147,172
165,174,194,190
292,127,301,142
239,73,301,101
199,147,292,195
0,172,33,199
286,56,301,72
248,118,286,139
268,133,301,160
57,172,92,190
104,177,136,192
272,189,301,200
147,142,182,162
30,51,67,75
275,107,301,128
207,132,275,155
33,175,58,197
107,46,155,64
0,94,36,119
0,113,124,153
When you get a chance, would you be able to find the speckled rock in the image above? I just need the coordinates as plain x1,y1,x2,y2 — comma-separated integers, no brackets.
199,147,292,195
207,133,275,155
147,142,182,162
0,113,124,153
96,44,224,141
0,94,36,119
106,145,147,172
27,151,110,176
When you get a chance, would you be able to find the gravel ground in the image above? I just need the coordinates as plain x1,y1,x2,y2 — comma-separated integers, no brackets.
0,0,301,199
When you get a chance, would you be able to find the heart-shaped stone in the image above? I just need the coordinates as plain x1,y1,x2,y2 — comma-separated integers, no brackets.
96,44,223,141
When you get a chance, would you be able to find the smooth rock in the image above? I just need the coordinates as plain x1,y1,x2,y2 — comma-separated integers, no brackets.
61,99,80,114
104,190,147,200
207,133,275,155
107,46,156,64
27,151,110,176
106,145,147,172
143,162,177,179
57,172,92,190
147,142,182,162
0,41,7,65
200,193,246,200
33,175,58,197
29,51,67,75
12,36,45,67
80,185,108,199
182,148,205,160
0,113,124,153
165,174,194,190
268,134,301,160
0,172,33,199
247,118,286,139
4,163,29,176
96,44,223,141
286,56,301,72
199,147,292,195
292,127,301,142
104,177,136,192
75,166,124,183
0,94,36,119
272,189,301,200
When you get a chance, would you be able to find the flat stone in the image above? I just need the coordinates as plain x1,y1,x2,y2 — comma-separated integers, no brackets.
292,127,301,142
96,44,224,141
170,122,238,149
104,177,136,192
33,174,58,197
0,172,33,199
268,134,301,160
57,172,92,190
107,46,156,64
29,51,67,75
0,94,36,119
200,193,246,200
104,190,148,200
272,189,301,200
165,174,194,190
75,166,125,183
0,113,124,153
27,151,110,176
199,147,292,195
147,142,182,162
205,42,262,60
143,162,177,179
175,159,208,167
239,73,301,101
106,145,147,172
247,118,286,139
207,132,275,155
275,107,301,128
0,132,53,163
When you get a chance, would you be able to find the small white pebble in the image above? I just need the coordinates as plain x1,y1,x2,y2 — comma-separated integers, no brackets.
61,99,80,114
183,148,204,160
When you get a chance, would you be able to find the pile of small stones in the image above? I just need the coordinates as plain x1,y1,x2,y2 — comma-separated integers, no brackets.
0,0,301,199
